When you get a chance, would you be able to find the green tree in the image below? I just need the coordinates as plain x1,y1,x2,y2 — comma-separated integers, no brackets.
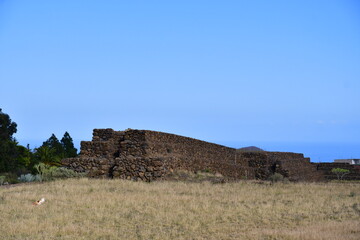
16,144,33,167
42,134,64,157
0,108,17,141
0,108,19,172
331,168,350,180
35,132,77,166
61,132,77,158
34,145,61,166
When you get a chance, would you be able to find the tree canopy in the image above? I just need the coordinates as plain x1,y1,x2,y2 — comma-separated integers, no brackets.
36,132,78,166
61,132,78,158
0,108,19,172
331,168,350,180
0,108,78,173
0,108,17,141
42,134,64,157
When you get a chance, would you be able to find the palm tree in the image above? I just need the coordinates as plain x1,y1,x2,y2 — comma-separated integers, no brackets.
34,146,61,166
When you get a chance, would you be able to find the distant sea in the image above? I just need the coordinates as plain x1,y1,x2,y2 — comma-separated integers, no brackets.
20,139,360,163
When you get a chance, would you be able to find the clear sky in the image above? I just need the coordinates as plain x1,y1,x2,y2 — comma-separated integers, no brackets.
1,0,359,162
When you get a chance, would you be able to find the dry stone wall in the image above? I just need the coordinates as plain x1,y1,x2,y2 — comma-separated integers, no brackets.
235,151,323,181
313,162,360,180
143,130,250,179
62,128,324,181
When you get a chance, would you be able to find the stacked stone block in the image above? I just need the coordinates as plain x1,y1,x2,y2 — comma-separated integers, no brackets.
313,162,360,180
62,128,326,181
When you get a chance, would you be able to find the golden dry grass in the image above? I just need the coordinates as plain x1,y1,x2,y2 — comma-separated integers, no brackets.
0,179,359,240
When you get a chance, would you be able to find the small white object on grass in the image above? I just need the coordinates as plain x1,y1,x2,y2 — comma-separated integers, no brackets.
33,198,45,206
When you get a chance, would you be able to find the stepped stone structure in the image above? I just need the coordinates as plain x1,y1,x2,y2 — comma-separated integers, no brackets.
62,128,328,181
313,162,360,180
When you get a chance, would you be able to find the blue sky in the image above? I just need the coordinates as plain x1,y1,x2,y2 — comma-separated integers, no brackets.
1,0,359,162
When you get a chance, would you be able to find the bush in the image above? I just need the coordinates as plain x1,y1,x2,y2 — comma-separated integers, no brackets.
18,173,42,182
51,167,86,179
164,169,227,183
0,172,19,184
282,177,290,184
349,191,356,197
34,163,57,181
268,173,284,183
0,176,5,185
331,168,350,180
34,163,86,181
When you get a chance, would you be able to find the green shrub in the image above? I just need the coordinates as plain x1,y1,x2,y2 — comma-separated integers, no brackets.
349,191,356,197
331,168,350,180
51,167,86,179
0,172,19,184
34,163,86,181
35,163,57,181
282,177,290,184
268,173,284,183
0,176,5,185
18,173,42,182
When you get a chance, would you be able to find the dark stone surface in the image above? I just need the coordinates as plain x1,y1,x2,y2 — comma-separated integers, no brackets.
313,162,360,180
62,128,354,182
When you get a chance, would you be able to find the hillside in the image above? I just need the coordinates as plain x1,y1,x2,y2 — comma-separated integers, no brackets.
237,146,264,152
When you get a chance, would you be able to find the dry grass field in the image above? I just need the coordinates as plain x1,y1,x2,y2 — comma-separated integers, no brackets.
0,178,359,240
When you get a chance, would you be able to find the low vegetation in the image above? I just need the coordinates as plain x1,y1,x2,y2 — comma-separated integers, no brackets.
268,172,290,183
164,169,227,183
0,108,79,184
16,163,85,183
331,168,351,180
0,179,359,240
